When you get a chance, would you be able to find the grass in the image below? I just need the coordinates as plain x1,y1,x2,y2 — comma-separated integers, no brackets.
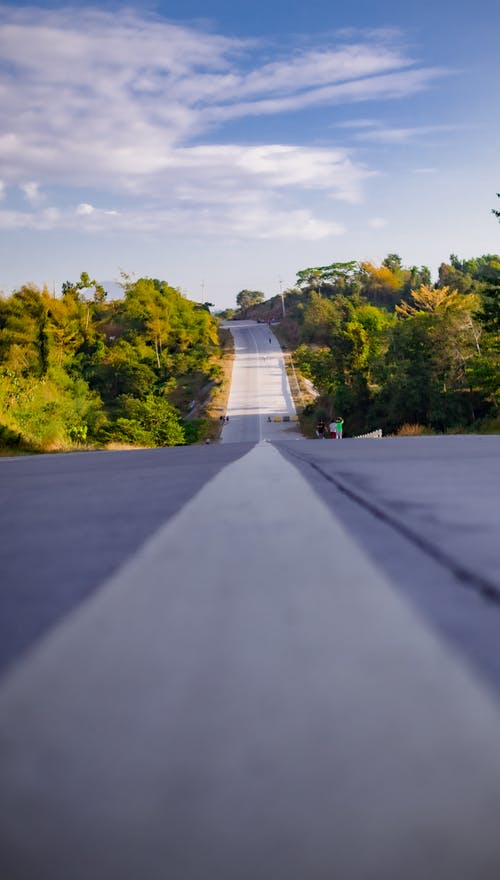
395,423,431,436
475,413,500,434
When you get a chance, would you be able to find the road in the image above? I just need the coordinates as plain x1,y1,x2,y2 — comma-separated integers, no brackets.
1,329,500,877
220,320,298,442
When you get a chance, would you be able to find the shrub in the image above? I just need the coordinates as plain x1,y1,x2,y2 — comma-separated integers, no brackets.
113,394,185,446
396,423,429,436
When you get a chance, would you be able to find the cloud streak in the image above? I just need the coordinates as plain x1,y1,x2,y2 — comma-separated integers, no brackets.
0,4,450,239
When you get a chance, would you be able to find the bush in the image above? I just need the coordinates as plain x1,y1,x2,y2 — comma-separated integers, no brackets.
0,368,105,451
182,418,209,444
107,418,154,446
0,423,26,449
113,394,185,446
396,423,431,436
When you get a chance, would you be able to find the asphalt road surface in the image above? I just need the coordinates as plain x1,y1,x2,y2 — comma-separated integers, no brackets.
220,320,298,443
2,327,500,878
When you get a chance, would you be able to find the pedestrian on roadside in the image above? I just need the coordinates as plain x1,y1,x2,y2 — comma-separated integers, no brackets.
329,419,336,439
336,416,344,439
316,418,325,438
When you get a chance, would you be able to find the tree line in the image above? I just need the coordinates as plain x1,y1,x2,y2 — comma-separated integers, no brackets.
237,253,500,436
0,274,221,451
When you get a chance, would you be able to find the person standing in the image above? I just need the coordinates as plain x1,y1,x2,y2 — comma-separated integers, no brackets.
329,419,336,439
316,418,325,438
336,416,344,439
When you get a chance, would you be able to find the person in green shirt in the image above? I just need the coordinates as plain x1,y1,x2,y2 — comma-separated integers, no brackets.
335,417,344,439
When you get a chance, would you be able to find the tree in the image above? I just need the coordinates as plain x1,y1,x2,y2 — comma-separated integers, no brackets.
236,290,265,311
62,272,107,303
0,285,51,376
382,254,403,274
302,292,343,345
359,261,403,308
296,261,358,294
392,285,483,427
121,278,218,375
114,394,185,446
48,290,87,368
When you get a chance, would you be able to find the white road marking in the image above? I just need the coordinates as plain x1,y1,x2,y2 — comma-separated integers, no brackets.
2,443,500,877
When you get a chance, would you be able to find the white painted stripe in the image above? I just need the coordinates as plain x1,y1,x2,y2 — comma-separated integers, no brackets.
2,443,500,878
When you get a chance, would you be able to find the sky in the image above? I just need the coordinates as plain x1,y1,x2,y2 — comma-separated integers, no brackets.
0,0,499,309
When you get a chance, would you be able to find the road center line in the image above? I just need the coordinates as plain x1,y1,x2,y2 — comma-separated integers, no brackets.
2,443,500,877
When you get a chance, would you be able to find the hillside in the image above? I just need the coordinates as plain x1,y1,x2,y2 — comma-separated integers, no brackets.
233,254,500,437
0,274,229,452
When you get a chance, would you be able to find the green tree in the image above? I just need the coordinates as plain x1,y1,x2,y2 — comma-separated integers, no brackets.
302,292,344,344
236,289,265,311
0,285,51,376
90,339,156,403
114,394,185,446
386,285,483,428
47,291,87,368
296,261,358,295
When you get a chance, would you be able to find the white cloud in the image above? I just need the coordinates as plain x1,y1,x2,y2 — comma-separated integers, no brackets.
76,202,120,221
176,43,414,105
0,5,451,239
368,217,388,229
21,181,41,204
76,203,95,216
205,68,448,124
0,198,343,241
353,124,459,143
41,207,60,226
168,143,372,204
336,119,380,129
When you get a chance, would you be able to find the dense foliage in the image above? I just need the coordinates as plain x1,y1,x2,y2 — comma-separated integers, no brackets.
0,274,221,451
240,253,500,436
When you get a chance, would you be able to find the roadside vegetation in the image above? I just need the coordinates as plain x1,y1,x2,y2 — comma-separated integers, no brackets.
0,273,227,453
2,239,499,452
234,253,500,438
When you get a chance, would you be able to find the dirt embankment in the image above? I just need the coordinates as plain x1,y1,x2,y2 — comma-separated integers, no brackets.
203,326,235,441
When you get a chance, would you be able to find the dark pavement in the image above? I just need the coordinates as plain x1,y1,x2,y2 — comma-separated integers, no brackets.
0,443,252,674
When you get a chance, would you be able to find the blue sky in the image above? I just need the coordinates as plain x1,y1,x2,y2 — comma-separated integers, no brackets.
0,0,499,308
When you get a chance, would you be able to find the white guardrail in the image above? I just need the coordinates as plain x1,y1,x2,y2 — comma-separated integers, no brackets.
353,429,383,439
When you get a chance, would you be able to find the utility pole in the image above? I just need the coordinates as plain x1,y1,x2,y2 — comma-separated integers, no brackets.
278,277,285,317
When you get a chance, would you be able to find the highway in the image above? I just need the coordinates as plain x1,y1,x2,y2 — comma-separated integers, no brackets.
220,320,298,442
1,321,500,878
